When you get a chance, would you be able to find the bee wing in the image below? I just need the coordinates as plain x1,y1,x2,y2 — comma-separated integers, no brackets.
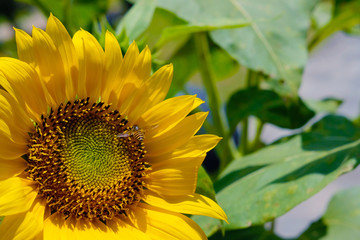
143,124,159,132
117,132,131,138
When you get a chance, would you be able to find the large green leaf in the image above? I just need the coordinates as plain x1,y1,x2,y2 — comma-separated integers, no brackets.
193,115,360,236
153,0,317,97
166,36,240,97
226,88,315,132
139,8,188,59
321,186,360,239
209,226,282,240
300,186,360,239
153,20,249,49
115,0,157,41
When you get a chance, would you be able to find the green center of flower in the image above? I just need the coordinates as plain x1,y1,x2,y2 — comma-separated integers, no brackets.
26,98,148,221
63,116,131,189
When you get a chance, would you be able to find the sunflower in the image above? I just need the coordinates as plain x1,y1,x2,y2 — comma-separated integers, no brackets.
0,14,226,239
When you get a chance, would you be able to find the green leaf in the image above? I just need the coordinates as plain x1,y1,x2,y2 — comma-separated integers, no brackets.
298,219,327,240
209,226,282,240
311,1,334,30
193,115,360,235
210,0,317,97
154,20,250,49
115,0,157,41
196,166,217,202
309,1,360,50
304,98,343,114
163,37,197,97
301,186,360,239
209,43,240,82
140,8,188,59
166,36,240,97
320,186,360,239
226,88,315,132
152,0,317,97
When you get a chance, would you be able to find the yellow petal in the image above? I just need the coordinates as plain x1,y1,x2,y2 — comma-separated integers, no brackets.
32,26,66,105
0,119,28,160
43,213,69,239
0,159,26,180
107,217,151,240
143,63,173,106
0,177,37,216
133,46,152,84
46,13,79,100
108,45,151,115
128,203,207,240
144,191,227,221
116,87,140,123
102,31,123,101
0,92,32,143
14,28,35,66
0,58,47,118
126,64,174,123
146,112,208,157
118,41,139,82
146,156,204,196
146,134,221,164
137,95,203,138
116,42,140,104
0,198,46,240
44,214,117,240
72,29,105,100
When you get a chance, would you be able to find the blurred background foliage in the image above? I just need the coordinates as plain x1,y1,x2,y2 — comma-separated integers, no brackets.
0,0,359,239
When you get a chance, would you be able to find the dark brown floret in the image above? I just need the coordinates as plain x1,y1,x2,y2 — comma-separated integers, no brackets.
26,98,148,221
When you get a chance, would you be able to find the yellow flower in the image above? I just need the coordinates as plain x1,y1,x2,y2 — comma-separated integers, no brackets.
0,14,226,239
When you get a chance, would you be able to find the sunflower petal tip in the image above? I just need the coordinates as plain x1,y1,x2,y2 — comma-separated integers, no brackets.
48,13,57,23
166,63,174,74
129,40,137,47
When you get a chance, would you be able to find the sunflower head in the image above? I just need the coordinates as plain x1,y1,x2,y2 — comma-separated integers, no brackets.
0,14,227,239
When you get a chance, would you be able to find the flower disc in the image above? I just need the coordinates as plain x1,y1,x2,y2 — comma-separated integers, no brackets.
26,98,148,221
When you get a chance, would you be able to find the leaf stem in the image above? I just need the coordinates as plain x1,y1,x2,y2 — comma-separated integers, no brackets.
238,68,256,155
239,118,248,154
270,220,275,233
250,119,264,152
194,32,238,171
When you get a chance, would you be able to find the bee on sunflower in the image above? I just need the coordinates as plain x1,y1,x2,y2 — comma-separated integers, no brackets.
0,14,227,239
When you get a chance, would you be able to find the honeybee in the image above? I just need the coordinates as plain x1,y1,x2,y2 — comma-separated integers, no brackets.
117,125,158,142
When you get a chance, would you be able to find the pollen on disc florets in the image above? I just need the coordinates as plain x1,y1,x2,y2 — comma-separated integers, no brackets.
25,98,149,221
